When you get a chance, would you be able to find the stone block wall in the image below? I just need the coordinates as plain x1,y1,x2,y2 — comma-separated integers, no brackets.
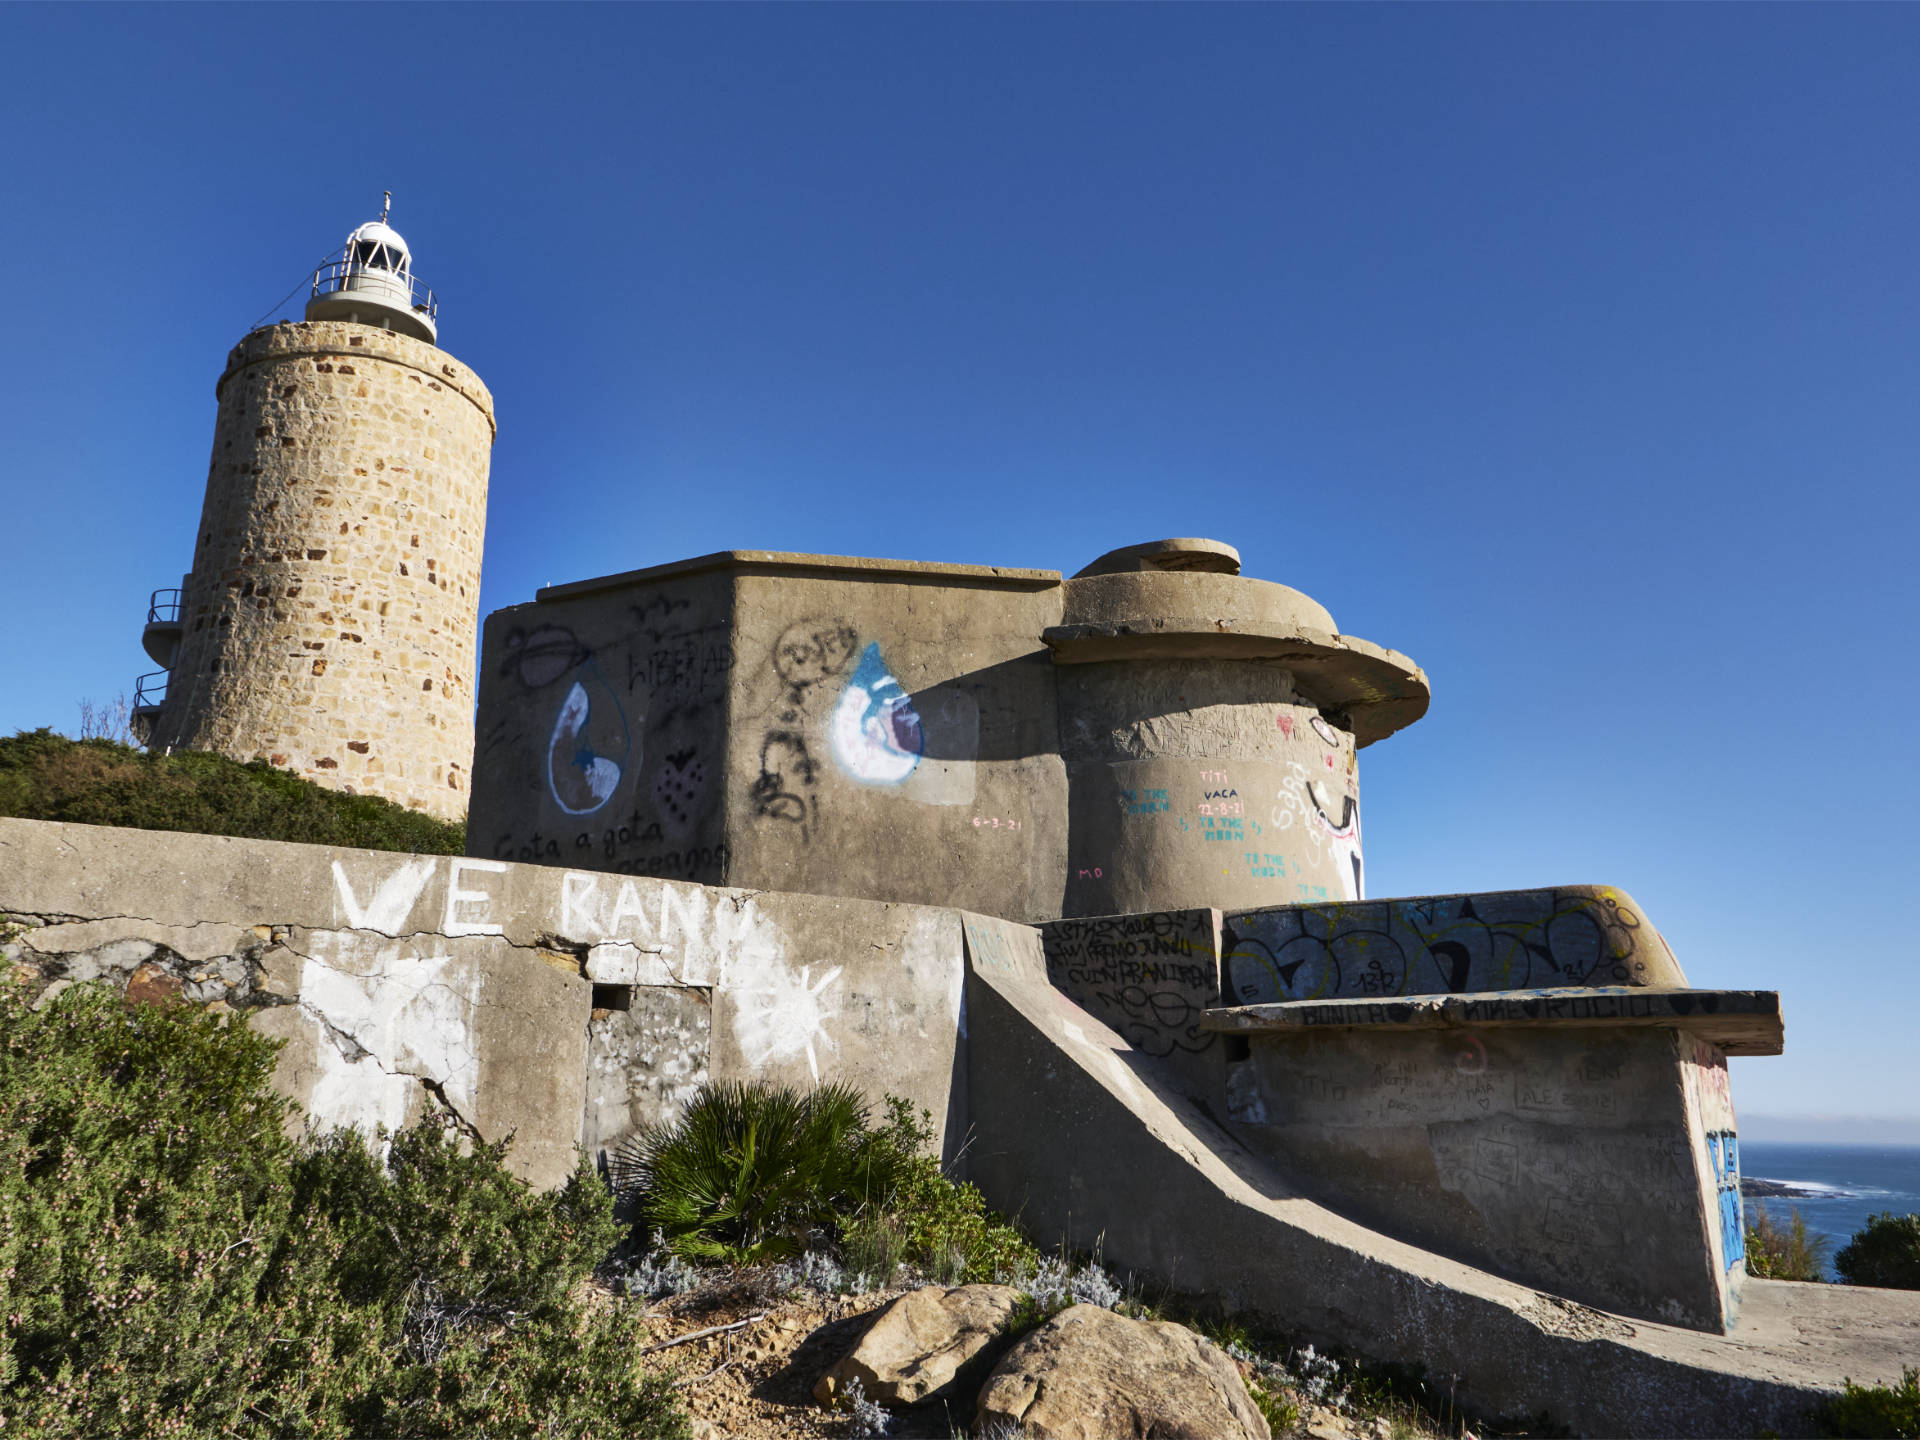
150,320,495,821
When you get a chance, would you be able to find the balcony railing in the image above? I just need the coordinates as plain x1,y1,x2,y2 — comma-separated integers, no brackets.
148,588,182,626
310,257,438,320
132,671,168,713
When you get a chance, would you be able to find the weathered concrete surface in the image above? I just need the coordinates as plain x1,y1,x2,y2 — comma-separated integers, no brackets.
582,987,710,1164
1039,907,1224,1105
0,817,967,1182
1206,986,1784,1056
957,910,1920,1438
974,1301,1271,1440
470,550,1070,919
812,1282,1024,1408
1222,887,1684,1003
1217,1023,1733,1331
467,541,1426,922
1055,658,1373,915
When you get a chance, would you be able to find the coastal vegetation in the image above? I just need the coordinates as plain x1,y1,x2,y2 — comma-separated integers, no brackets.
1745,1204,1833,1282
0,727,465,854
1834,1212,1920,1291
0,974,682,1438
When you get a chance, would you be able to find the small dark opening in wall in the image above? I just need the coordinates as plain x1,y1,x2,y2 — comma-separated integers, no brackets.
591,984,632,1012
1223,1035,1251,1064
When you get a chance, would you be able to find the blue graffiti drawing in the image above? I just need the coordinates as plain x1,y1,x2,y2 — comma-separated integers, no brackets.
1709,1129,1745,1269
829,642,923,786
548,670,630,815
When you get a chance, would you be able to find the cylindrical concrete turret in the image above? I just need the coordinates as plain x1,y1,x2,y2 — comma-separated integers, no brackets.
148,319,495,820
1045,539,1428,918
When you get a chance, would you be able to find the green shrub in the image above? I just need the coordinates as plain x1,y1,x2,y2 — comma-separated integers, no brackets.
1835,1213,1920,1290
858,1096,1039,1284
1817,1366,1920,1438
623,1083,1038,1283
1746,1204,1832,1281
629,1080,900,1264
0,728,464,853
0,974,685,1438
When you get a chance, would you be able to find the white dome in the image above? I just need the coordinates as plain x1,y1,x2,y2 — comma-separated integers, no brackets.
345,220,411,271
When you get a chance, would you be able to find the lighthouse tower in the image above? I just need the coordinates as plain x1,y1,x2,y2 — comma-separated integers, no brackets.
138,199,496,821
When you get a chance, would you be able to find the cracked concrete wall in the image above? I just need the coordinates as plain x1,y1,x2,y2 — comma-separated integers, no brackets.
1,817,967,1188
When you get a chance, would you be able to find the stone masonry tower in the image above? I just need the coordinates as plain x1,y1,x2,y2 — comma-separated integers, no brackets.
140,201,495,820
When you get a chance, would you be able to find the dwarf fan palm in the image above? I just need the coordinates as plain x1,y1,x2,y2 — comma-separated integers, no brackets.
625,1081,900,1263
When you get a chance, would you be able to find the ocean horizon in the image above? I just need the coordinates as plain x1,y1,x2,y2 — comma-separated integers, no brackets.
1737,1141,1920,1279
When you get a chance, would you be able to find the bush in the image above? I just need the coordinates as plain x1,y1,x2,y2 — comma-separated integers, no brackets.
858,1096,1039,1284
0,728,464,853
626,1080,900,1264
1745,1204,1832,1281
621,1083,1038,1283
1817,1366,1920,1438
0,973,686,1438
1835,1213,1920,1290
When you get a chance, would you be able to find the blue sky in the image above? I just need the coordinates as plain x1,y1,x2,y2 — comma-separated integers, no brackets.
2,6,1914,1122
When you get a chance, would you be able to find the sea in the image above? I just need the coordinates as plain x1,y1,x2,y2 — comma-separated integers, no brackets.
1738,1142,1920,1279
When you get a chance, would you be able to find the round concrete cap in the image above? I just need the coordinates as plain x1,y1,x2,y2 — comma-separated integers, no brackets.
1074,537,1242,578
1047,565,1429,746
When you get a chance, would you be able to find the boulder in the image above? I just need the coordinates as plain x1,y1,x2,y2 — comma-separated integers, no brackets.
973,1303,1270,1440
814,1282,1024,1408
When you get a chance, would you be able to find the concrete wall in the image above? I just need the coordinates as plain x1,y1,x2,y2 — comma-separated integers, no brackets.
1222,886,1686,1003
470,551,1072,918
0,818,967,1185
1221,1024,1730,1331
153,321,494,821
955,911,1916,1437
1038,907,1226,1105
467,544,1427,922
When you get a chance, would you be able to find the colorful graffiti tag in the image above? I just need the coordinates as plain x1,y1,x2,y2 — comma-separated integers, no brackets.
829,642,924,786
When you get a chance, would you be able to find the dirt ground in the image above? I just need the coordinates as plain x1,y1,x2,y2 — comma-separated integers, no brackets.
617,1277,1426,1440
622,1278,964,1439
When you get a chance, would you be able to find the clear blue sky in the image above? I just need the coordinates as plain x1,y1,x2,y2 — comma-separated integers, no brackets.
2,6,1914,1122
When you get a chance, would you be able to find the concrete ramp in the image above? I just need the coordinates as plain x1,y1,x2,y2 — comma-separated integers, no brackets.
958,913,1920,1438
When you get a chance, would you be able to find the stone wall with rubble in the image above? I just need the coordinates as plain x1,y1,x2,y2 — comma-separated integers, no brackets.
148,320,495,822
0,817,966,1188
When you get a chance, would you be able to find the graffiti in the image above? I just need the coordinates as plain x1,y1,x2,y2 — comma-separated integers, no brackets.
1707,1130,1745,1268
499,624,590,689
751,729,817,836
1277,714,1295,739
1306,781,1363,901
731,959,842,1083
741,621,858,840
1041,913,1219,1057
971,815,1025,830
625,632,736,705
1223,888,1654,1005
548,674,630,815
1309,715,1340,747
772,620,859,713
331,855,438,933
653,748,707,840
1270,759,1364,899
829,642,923,786
1453,1032,1489,1075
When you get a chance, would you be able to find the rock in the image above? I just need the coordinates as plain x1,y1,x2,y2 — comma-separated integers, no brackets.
814,1282,1024,1409
125,962,183,1007
974,1303,1271,1440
